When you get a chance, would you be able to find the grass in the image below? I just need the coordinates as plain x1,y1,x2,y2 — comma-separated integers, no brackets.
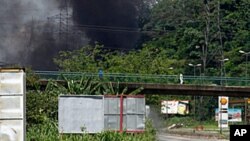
164,116,231,140
27,119,156,141
164,116,218,129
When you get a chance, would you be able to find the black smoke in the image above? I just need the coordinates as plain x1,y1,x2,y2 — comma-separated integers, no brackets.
71,0,143,49
0,0,62,70
0,0,87,70
0,0,148,70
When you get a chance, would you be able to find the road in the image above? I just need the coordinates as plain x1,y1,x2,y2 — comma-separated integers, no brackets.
157,134,228,141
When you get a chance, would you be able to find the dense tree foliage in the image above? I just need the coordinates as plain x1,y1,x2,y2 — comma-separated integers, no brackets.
55,0,249,77
54,43,185,74
143,0,250,76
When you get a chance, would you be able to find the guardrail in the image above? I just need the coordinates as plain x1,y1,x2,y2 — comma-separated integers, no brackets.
31,71,250,86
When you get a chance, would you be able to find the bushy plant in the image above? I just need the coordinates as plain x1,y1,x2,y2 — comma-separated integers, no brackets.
27,120,156,141
102,82,144,95
26,91,58,126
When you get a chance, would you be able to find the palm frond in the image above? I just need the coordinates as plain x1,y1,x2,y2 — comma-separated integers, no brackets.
129,86,144,95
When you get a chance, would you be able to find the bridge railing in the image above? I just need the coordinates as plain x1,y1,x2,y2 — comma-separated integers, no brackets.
183,75,250,86
32,71,250,86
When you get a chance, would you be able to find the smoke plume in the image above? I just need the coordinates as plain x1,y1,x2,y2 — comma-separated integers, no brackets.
0,0,61,69
71,0,142,49
0,0,146,70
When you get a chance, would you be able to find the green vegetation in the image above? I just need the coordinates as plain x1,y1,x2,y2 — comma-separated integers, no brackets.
26,0,249,139
26,91,58,126
54,43,185,74
27,120,156,141
164,116,217,129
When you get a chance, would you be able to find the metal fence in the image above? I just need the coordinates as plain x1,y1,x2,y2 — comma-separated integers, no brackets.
59,95,104,133
104,95,145,133
58,95,145,134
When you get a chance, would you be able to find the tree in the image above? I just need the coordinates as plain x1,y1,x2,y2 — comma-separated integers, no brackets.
54,43,184,75
54,43,105,72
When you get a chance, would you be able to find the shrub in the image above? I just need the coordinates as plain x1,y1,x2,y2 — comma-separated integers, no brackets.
26,91,58,126
27,120,156,141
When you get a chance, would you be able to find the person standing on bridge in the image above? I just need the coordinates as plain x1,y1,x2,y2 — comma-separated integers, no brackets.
98,68,103,80
179,73,184,84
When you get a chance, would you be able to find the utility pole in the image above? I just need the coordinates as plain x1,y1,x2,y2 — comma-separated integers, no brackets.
59,0,70,47
196,45,206,77
203,0,211,76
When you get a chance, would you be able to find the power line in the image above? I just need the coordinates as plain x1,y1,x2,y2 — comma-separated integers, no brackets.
0,20,248,35
0,22,166,34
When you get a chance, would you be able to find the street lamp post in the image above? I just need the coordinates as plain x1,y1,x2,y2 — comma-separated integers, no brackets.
188,63,202,121
239,50,250,84
239,50,250,123
219,58,229,86
218,58,229,133
188,63,202,77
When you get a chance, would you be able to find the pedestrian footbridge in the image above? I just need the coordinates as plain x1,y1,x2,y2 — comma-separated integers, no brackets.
32,71,250,97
